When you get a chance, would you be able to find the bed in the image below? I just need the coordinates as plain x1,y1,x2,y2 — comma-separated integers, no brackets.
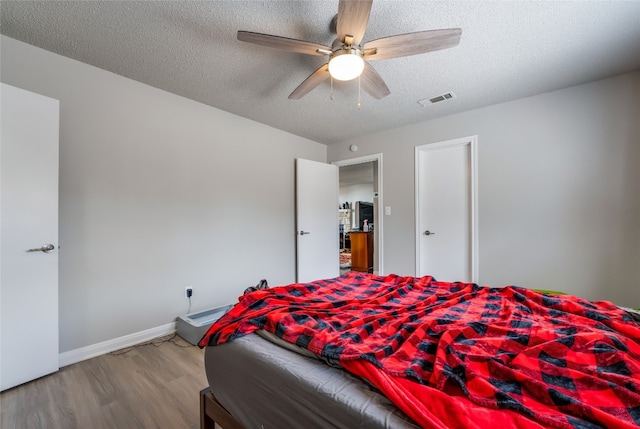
199,272,640,429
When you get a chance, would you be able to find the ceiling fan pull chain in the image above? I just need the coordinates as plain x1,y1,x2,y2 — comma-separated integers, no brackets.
357,74,362,110
330,76,334,101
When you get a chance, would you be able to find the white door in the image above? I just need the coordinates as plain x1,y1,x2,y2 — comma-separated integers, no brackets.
296,158,339,283
415,137,478,283
1,83,59,391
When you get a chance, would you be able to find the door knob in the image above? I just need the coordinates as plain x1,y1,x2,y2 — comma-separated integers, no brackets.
299,231,310,235
423,230,435,236
27,243,55,253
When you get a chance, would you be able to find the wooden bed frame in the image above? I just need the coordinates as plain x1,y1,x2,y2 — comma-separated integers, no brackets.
200,387,246,429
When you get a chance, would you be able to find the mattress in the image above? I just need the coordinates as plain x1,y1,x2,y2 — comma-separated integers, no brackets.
204,332,419,429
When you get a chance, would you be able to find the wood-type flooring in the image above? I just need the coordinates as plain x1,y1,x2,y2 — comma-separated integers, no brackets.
1,335,208,429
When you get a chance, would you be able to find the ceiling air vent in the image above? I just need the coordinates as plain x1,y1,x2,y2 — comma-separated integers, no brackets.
417,92,456,107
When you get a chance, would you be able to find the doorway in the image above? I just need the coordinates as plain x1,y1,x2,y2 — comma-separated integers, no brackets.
333,154,383,275
415,137,478,283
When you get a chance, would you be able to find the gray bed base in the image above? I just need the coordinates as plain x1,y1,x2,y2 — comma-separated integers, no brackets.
202,333,419,429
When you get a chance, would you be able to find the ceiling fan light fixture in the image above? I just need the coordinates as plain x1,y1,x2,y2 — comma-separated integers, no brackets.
238,2,462,100
328,49,364,81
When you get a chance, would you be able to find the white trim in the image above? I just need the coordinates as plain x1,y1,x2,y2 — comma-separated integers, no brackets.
58,322,176,368
333,153,384,275
414,136,479,283
470,137,479,282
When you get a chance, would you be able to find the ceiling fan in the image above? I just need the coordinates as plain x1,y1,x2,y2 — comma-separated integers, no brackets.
237,0,462,100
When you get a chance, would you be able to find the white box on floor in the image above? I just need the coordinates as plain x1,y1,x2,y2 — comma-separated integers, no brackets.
176,305,233,345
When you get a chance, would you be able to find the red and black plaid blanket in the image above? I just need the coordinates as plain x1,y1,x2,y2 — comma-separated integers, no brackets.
199,273,640,429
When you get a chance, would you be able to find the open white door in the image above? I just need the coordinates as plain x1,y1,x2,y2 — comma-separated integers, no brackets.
296,159,339,283
1,84,59,390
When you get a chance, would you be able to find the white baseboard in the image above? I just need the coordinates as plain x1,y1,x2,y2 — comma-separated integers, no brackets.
58,322,177,368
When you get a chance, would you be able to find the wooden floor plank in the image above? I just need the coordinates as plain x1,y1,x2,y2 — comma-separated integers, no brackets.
1,335,208,429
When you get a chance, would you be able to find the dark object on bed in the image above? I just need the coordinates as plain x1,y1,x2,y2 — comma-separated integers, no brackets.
200,273,640,428
243,278,268,294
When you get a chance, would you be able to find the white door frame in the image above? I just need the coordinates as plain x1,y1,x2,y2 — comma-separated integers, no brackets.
414,136,479,283
333,153,384,275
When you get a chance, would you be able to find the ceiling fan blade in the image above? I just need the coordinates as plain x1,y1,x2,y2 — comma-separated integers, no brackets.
337,0,373,46
360,62,390,100
289,64,330,99
364,28,462,61
238,31,329,56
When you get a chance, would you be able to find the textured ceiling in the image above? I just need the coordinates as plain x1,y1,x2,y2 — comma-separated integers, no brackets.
2,1,640,145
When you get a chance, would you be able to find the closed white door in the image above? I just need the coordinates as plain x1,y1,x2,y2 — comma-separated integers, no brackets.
415,137,478,283
296,158,339,283
1,83,59,391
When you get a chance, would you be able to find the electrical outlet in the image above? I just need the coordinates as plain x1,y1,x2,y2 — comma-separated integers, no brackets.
185,286,193,299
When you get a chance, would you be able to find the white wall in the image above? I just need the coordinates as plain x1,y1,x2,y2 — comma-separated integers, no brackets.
1,36,326,353
329,71,640,307
339,183,374,207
